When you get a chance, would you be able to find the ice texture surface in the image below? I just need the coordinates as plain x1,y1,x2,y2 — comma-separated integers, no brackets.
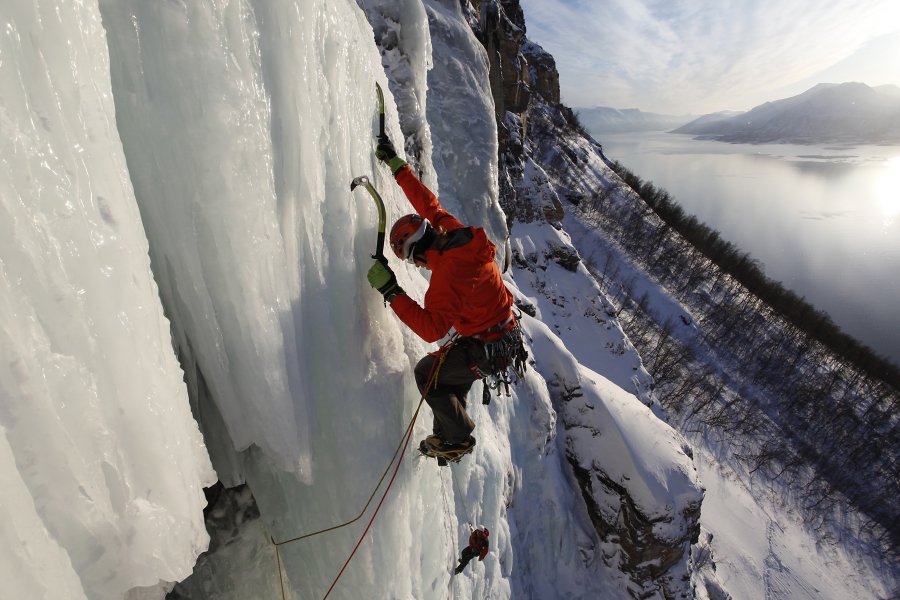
365,0,435,181
0,0,215,598
424,0,509,255
99,0,318,481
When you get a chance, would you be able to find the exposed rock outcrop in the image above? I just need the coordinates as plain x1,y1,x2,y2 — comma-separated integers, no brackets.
552,376,702,600
468,0,559,159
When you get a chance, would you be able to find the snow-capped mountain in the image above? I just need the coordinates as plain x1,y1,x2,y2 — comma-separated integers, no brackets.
575,107,697,134
672,82,900,143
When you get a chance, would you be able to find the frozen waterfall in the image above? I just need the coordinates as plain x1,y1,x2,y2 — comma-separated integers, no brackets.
0,1,215,598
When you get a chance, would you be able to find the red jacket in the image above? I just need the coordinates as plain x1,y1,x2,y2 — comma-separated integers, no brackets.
390,166,514,343
469,528,490,560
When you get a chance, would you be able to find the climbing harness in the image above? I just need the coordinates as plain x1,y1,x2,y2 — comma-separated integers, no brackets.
472,309,529,404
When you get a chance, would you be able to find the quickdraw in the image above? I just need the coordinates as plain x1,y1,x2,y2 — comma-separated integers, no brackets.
474,310,529,405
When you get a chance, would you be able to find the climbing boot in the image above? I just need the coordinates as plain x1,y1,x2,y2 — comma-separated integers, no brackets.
420,435,476,463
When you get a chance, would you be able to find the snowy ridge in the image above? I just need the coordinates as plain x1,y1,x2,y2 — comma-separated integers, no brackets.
503,109,701,598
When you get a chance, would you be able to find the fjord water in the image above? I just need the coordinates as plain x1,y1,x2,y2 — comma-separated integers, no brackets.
600,132,900,365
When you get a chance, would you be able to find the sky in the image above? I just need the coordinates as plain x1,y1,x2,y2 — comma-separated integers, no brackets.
517,0,900,115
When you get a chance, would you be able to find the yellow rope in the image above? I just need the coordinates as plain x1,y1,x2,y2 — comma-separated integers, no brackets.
276,540,286,599
429,336,455,390
272,337,456,598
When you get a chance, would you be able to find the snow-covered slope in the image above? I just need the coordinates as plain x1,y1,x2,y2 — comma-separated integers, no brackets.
532,111,900,600
1,0,703,598
673,82,900,143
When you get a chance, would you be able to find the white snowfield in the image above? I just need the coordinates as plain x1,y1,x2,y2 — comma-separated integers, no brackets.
5,0,883,599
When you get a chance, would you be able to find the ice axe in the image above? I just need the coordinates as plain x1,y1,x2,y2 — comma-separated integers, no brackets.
351,175,387,265
350,84,390,264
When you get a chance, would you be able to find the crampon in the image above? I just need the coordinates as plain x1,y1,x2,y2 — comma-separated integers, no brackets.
418,435,475,464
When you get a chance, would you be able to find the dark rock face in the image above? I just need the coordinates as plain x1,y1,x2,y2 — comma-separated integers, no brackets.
471,1,526,115
520,39,559,106
468,0,560,157
547,242,580,272
167,484,267,599
464,0,565,230
552,377,702,600
566,453,701,599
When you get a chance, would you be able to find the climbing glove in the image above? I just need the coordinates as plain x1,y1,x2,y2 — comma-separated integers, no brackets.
375,134,396,161
375,134,407,175
367,261,405,302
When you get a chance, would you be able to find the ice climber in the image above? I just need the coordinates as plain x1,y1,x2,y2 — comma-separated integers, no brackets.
455,528,490,574
366,134,517,462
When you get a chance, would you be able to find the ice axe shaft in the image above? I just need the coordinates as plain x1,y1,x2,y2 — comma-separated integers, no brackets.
352,85,389,264
375,82,385,138
351,175,387,264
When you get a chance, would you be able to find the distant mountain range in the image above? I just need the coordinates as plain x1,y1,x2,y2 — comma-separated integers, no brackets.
672,82,900,144
574,107,697,134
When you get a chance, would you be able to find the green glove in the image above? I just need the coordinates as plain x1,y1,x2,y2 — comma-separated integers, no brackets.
367,261,405,302
375,134,407,175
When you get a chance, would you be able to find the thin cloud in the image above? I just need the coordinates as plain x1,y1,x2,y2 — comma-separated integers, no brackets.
519,0,900,113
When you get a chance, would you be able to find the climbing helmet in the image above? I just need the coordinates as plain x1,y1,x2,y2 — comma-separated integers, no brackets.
390,214,431,262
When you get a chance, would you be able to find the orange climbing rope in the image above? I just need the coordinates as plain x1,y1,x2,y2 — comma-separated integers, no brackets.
272,336,456,600
320,400,420,599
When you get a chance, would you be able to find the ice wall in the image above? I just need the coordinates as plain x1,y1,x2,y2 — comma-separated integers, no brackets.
98,0,459,595
0,1,216,598
364,0,434,181
99,0,317,481
365,0,510,255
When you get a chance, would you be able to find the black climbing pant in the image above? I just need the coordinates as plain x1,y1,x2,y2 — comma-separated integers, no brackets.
455,545,479,574
414,338,492,445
